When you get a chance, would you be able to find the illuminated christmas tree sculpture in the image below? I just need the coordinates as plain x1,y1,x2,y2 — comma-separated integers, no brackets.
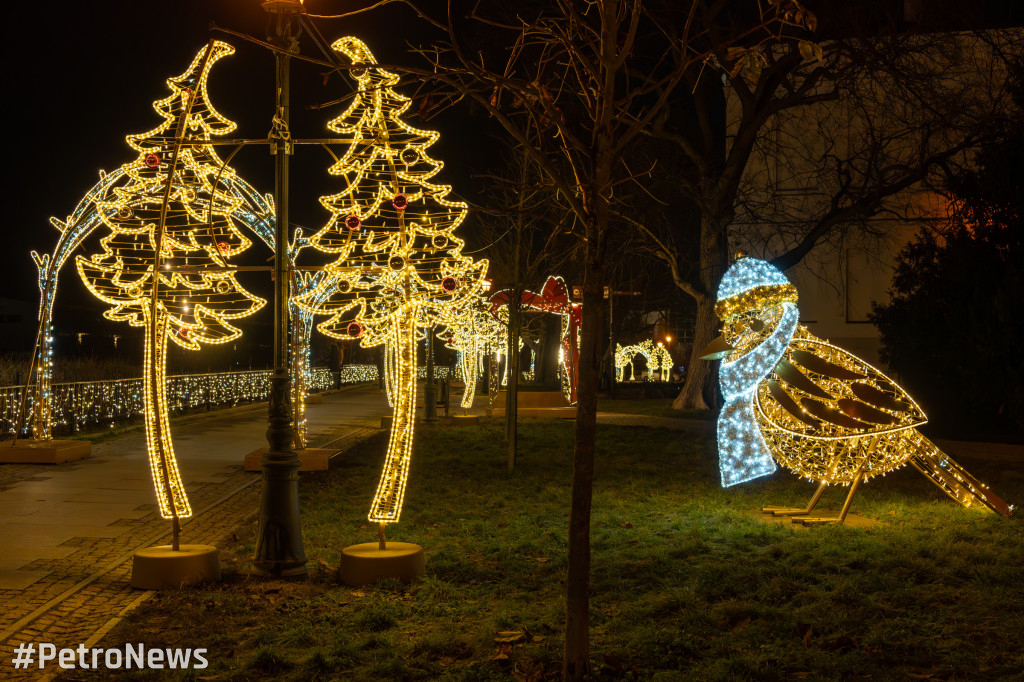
297,36,486,562
438,295,505,409
76,42,265,551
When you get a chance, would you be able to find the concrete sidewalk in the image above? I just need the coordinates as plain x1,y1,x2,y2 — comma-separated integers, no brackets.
0,383,389,675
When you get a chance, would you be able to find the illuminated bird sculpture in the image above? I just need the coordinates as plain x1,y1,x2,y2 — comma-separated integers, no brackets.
700,257,1011,524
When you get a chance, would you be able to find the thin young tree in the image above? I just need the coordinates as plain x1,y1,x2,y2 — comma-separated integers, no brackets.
358,2,813,676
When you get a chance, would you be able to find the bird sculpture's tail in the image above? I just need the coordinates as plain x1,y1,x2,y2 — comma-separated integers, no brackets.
904,431,1011,516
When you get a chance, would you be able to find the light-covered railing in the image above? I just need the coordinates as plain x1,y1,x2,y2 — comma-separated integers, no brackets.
0,365,391,437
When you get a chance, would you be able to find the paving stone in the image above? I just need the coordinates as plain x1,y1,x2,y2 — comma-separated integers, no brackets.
0,385,386,679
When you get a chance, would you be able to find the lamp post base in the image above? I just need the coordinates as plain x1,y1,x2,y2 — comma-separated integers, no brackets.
337,541,425,587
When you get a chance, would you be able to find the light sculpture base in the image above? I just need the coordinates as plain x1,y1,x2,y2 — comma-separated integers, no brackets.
451,415,480,426
337,541,425,587
130,544,220,590
243,447,339,472
0,439,91,464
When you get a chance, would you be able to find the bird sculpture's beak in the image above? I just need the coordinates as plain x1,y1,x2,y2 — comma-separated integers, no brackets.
699,334,736,361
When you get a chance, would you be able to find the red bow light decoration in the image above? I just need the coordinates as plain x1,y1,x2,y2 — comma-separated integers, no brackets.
490,275,582,405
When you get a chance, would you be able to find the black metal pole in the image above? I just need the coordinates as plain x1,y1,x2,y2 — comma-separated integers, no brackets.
424,325,437,421
254,0,306,578
608,294,615,399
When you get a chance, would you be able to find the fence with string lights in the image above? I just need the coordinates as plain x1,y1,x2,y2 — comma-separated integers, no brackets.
0,364,445,437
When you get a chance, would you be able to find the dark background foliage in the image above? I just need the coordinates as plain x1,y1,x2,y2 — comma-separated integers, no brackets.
872,63,1024,440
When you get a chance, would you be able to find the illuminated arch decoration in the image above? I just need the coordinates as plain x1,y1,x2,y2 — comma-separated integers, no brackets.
27,103,336,451
28,170,278,439
74,42,268,529
702,256,1011,523
295,36,488,530
490,275,581,405
289,269,339,448
614,340,673,382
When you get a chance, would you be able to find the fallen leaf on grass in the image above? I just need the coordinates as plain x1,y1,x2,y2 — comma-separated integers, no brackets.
730,615,751,631
603,654,624,673
798,623,813,648
535,557,550,563
823,635,858,651
620,522,634,529
531,635,544,643
491,644,514,660
495,631,525,643
350,590,367,598
316,557,333,569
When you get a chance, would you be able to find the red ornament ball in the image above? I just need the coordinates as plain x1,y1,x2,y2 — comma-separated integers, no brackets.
441,276,457,293
392,194,408,211
346,322,363,338
345,214,362,231
401,147,419,165
389,256,406,271
145,153,161,169
432,235,448,248
217,241,230,252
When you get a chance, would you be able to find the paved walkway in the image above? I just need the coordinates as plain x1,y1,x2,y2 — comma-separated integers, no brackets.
0,384,389,677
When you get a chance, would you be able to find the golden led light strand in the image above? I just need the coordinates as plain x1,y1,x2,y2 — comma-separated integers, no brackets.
614,340,673,382
295,36,488,529
75,41,265,527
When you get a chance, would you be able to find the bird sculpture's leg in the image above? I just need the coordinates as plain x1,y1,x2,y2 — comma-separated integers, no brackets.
763,482,827,516
798,467,866,526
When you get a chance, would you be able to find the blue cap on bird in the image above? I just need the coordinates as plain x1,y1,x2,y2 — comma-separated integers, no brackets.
714,257,798,320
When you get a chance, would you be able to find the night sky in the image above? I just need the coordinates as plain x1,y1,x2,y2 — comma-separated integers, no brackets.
5,1,490,346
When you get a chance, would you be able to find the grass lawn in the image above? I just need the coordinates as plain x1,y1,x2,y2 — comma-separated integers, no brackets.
77,415,1024,681
597,396,714,421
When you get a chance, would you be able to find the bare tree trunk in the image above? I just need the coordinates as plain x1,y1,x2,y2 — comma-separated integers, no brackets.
673,291,717,410
505,294,521,469
565,258,604,679
673,200,731,410
564,90,612,676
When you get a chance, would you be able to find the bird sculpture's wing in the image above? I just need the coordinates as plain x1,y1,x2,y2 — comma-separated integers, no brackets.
756,326,927,441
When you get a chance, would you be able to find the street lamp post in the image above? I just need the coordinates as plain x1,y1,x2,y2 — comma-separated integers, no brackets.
253,0,307,578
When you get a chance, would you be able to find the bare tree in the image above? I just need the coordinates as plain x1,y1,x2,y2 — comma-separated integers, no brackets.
634,4,1021,409
357,2,810,677
472,141,576,468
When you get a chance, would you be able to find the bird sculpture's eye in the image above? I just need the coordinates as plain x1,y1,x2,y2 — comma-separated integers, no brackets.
750,318,765,332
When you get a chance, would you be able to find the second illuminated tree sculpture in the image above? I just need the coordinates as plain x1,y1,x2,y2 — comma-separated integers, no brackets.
296,36,487,581
700,256,1011,524
75,42,265,580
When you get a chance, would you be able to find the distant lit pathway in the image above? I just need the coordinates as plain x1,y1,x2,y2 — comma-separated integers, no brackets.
0,383,388,678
